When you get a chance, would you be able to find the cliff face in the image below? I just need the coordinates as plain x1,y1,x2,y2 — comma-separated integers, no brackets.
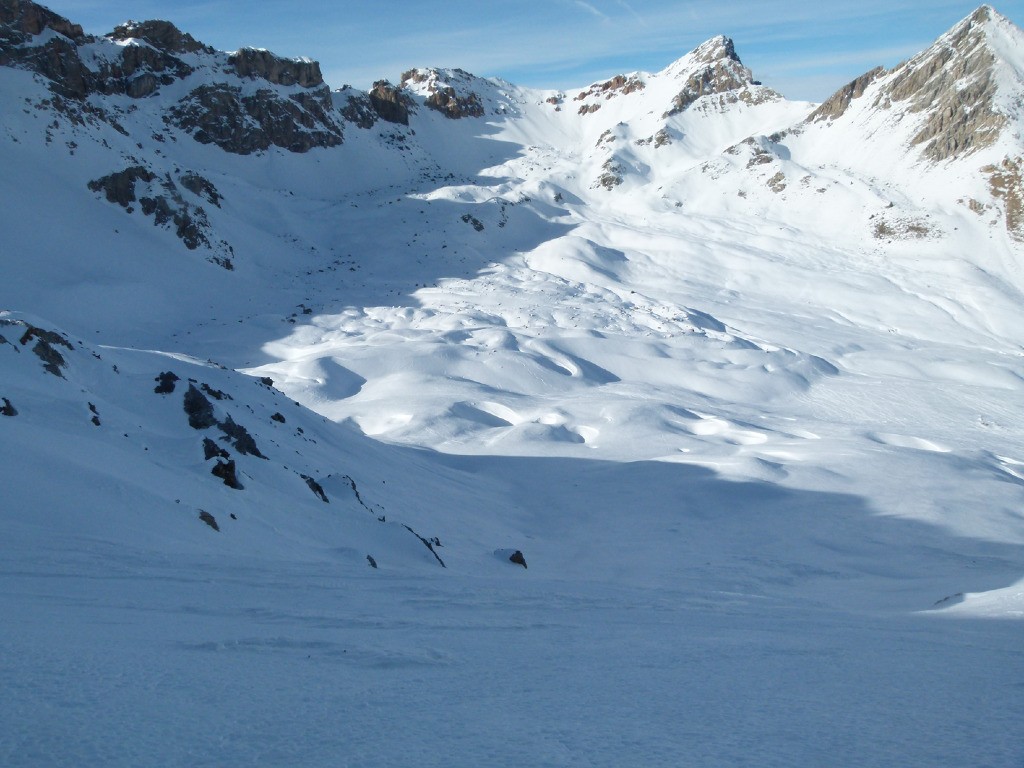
0,0,82,39
874,5,1007,162
229,47,324,88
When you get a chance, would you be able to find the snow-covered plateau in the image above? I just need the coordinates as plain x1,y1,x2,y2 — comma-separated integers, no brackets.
1,2,1023,765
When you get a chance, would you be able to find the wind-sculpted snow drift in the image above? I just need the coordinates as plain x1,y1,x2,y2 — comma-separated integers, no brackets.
2,1,1024,765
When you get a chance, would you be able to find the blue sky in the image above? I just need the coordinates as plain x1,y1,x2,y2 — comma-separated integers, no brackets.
55,1,1024,101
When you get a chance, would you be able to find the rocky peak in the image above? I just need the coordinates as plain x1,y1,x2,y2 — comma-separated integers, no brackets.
229,47,324,88
109,20,213,55
818,4,1022,162
0,0,83,41
662,35,763,116
692,35,741,66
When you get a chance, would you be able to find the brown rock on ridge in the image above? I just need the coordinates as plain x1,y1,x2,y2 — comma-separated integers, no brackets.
109,19,212,55
574,73,646,102
809,67,885,122
368,80,410,125
0,0,83,41
402,68,486,119
423,85,484,118
229,47,324,88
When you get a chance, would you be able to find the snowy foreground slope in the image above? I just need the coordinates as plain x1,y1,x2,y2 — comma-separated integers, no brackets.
2,2,1024,765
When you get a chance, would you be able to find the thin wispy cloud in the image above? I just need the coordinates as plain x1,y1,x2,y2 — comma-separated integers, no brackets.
572,0,611,22
615,0,646,23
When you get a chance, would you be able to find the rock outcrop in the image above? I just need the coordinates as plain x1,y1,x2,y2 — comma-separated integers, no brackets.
88,166,156,207
168,83,344,153
574,73,645,102
97,35,196,99
985,156,1024,240
109,19,212,54
0,0,84,41
184,383,217,429
809,67,885,122
402,68,485,119
18,324,72,378
423,85,484,118
0,1,90,98
0,6,197,100
88,167,233,265
368,80,410,125
229,47,324,88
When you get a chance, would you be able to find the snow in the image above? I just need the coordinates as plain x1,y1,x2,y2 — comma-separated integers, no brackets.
1,4,1024,765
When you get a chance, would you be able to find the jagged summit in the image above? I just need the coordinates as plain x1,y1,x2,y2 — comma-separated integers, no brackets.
693,35,742,66
659,35,748,79
657,34,774,115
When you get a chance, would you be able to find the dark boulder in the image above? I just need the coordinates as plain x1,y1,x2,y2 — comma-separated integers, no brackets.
184,384,216,429
211,459,242,489
19,325,71,377
202,437,229,461
217,415,265,458
154,371,180,394
88,166,157,207
301,474,329,503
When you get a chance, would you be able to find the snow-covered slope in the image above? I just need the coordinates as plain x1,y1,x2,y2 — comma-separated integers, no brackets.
2,1,1024,765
